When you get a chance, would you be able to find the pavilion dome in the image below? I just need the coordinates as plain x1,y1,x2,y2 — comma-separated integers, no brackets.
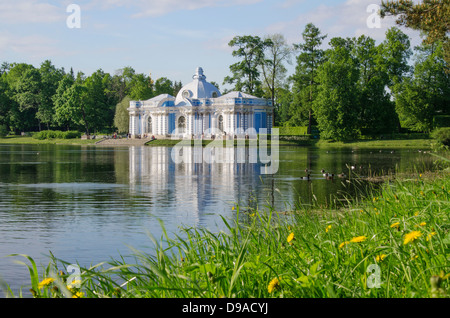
175,67,221,105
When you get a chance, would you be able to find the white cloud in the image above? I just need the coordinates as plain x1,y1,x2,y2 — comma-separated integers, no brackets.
87,0,262,17
0,0,64,23
0,32,66,59
266,0,422,46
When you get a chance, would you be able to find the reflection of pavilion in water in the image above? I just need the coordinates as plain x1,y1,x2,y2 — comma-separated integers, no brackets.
129,146,265,223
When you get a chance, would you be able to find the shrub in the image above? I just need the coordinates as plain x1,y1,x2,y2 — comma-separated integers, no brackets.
32,130,82,140
274,126,309,136
431,127,450,148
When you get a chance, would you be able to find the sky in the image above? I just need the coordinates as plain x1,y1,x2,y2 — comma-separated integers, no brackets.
0,0,423,90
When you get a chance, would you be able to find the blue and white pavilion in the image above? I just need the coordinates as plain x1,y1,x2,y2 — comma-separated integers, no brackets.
128,67,273,139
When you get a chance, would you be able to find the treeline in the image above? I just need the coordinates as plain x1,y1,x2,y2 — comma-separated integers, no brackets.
0,62,183,136
224,25,449,141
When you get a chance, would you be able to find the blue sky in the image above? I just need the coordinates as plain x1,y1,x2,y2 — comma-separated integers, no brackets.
0,0,422,89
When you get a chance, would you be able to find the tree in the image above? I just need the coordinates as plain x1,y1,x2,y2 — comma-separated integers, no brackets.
54,73,76,130
353,35,399,135
313,37,360,141
114,96,131,134
290,23,327,131
380,0,450,67
260,34,293,126
128,73,154,100
7,64,41,131
38,60,64,130
154,77,174,96
393,41,450,132
224,35,271,95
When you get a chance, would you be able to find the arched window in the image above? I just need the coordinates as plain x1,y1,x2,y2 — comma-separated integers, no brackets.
218,115,224,132
147,116,153,134
178,116,186,134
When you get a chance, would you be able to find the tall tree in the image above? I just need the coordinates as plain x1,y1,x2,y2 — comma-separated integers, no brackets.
54,73,76,130
380,0,450,67
353,35,399,135
114,96,131,134
313,37,360,141
260,33,293,126
290,23,327,132
224,35,271,95
393,41,450,132
38,60,64,130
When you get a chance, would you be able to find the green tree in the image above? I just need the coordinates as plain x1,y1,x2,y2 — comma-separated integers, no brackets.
290,23,327,131
260,33,292,127
353,35,399,135
393,41,450,132
380,0,449,66
313,37,360,141
128,73,154,100
114,96,131,134
38,60,64,130
6,63,41,131
54,73,76,130
224,35,271,95
154,77,174,96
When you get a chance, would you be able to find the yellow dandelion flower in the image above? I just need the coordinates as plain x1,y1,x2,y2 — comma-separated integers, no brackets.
350,236,367,243
390,222,400,229
414,211,419,216
232,206,235,210
287,232,295,244
67,280,82,289
376,254,387,262
326,225,332,233
403,231,422,245
339,241,349,249
419,222,426,227
72,291,84,298
38,278,54,289
268,278,280,294
427,232,437,241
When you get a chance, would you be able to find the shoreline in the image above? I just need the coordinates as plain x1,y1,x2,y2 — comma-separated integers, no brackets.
0,135,433,149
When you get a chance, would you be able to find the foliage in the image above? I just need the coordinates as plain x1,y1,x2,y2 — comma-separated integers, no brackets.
393,41,450,132
32,130,82,140
224,35,272,96
431,127,450,148
289,23,327,129
114,96,132,134
380,0,450,66
274,126,309,136
313,37,361,141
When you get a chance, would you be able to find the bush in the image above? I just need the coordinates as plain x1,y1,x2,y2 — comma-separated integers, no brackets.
431,127,450,149
32,130,82,140
274,126,309,136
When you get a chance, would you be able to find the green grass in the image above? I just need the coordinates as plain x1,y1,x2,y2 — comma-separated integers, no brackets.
0,136,97,145
3,168,449,298
316,138,433,149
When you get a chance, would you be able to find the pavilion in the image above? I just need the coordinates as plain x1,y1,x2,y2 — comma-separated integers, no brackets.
128,67,273,139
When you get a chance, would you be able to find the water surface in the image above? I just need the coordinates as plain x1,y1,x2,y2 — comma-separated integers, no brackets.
0,143,434,295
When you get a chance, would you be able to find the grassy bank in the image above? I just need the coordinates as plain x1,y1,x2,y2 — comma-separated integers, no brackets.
0,136,97,145
316,138,433,149
4,168,449,298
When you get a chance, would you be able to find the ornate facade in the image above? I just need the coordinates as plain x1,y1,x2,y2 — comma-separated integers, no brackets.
128,67,273,139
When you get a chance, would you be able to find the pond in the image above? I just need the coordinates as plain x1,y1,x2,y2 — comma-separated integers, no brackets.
0,143,435,295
